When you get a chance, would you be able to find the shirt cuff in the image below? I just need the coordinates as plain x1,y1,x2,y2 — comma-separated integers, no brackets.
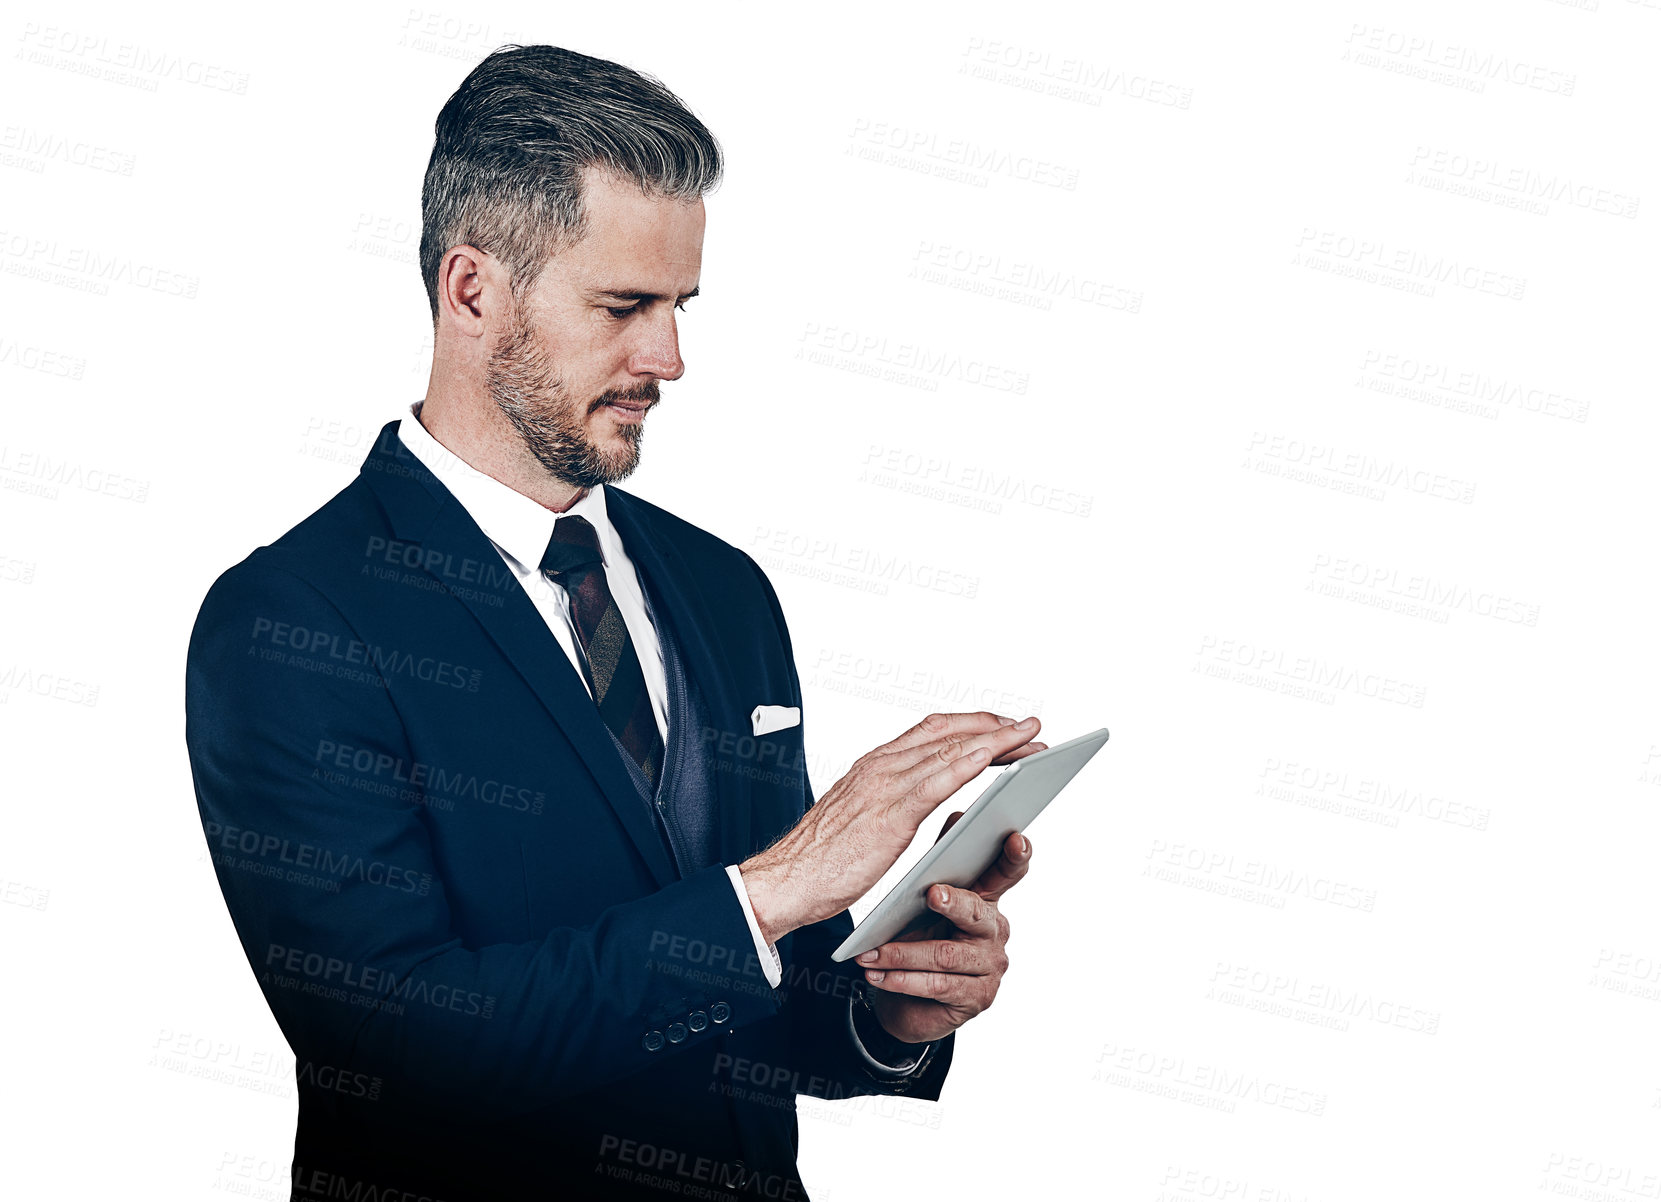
725,864,783,989
847,982,932,1075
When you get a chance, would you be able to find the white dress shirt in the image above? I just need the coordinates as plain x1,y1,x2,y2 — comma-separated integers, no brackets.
400,403,789,958
397,402,926,1074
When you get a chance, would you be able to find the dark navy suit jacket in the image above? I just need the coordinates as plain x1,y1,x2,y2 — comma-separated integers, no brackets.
184,421,952,1201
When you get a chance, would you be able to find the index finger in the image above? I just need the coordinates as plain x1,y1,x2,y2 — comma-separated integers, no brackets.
885,715,1043,786
887,711,1035,756
990,740,1047,766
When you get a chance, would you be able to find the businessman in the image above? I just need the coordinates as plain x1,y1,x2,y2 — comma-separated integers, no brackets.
185,44,1045,1201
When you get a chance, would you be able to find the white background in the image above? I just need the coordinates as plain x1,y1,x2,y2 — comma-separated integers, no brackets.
3,1,1659,1198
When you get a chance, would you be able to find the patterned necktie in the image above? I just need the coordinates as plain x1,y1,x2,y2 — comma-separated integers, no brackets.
539,515,666,788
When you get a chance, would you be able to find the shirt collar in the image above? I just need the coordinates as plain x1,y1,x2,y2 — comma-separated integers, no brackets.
397,400,614,574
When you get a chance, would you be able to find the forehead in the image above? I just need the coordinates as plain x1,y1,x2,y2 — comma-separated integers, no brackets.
560,164,704,292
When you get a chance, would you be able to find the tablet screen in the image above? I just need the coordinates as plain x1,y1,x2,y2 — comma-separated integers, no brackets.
831,726,1109,962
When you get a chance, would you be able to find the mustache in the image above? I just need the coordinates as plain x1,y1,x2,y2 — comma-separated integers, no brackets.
591,380,661,410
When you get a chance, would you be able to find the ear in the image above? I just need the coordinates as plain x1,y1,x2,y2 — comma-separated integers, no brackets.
436,244,503,338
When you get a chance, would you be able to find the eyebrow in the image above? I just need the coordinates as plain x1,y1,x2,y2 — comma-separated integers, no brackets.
591,285,700,303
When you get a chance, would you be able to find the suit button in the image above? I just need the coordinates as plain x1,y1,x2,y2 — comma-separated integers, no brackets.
688,1010,708,1032
666,1022,687,1043
710,1002,731,1024
642,1030,665,1052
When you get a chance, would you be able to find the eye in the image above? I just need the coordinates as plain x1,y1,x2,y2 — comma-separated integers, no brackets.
605,305,639,320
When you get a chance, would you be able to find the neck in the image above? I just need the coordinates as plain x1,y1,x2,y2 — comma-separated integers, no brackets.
417,370,589,514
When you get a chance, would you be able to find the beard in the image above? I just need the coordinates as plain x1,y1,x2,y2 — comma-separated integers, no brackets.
483,302,658,489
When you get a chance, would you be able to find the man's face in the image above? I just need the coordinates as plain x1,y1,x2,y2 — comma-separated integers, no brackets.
485,164,705,489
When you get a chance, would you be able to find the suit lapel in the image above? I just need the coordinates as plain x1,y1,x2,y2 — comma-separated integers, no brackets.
358,422,678,888
605,487,755,869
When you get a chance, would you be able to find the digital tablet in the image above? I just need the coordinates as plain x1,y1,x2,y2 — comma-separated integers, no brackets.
830,726,1110,962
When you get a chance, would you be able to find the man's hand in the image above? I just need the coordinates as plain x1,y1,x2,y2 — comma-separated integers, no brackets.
857,821,1032,1044
739,712,1044,944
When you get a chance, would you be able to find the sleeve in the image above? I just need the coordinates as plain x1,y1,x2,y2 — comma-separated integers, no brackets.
184,557,782,1118
736,551,955,1101
848,984,935,1075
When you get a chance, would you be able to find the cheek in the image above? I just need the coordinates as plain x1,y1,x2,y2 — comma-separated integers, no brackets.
568,344,632,396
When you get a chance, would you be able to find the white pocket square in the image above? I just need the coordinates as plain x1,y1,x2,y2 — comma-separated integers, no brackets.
751,704,800,737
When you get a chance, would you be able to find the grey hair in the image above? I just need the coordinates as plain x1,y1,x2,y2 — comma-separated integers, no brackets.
419,44,722,324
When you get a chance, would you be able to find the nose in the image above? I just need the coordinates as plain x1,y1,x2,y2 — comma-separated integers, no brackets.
629,307,685,382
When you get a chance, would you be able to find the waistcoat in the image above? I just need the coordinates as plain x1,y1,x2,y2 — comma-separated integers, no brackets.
599,569,721,878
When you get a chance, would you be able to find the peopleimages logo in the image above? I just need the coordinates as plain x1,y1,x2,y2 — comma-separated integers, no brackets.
202,820,433,896
797,321,1031,395
249,617,482,691
363,535,517,591
263,943,495,1019
311,739,546,815
15,23,252,94
0,229,201,298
